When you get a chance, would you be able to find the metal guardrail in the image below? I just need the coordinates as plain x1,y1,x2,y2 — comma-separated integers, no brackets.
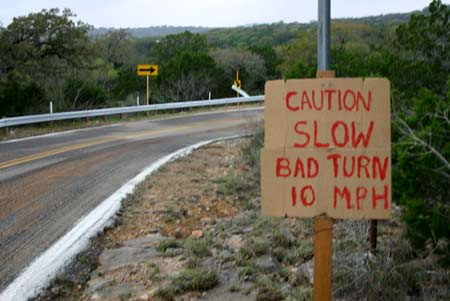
0,95,264,128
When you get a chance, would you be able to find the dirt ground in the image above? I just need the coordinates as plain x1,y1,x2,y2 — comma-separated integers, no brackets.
34,137,450,301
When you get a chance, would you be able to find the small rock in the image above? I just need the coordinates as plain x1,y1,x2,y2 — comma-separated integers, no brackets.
225,235,244,252
174,228,183,238
289,259,314,286
281,283,293,296
164,247,184,257
242,226,253,233
281,226,296,246
86,277,113,294
124,233,163,248
255,255,281,273
139,293,150,301
231,228,242,235
98,246,157,271
219,250,232,261
191,230,204,239
201,217,212,225
89,283,145,299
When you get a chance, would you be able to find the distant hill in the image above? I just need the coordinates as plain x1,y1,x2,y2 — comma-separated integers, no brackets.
90,10,414,43
89,26,210,38
205,11,415,47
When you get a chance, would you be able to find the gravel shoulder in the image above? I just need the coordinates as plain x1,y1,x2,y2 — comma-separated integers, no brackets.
32,137,450,301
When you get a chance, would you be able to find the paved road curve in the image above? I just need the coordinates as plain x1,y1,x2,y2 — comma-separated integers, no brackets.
0,107,263,291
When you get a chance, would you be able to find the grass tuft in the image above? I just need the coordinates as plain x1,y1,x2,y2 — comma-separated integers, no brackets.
156,238,182,253
156,269,218,299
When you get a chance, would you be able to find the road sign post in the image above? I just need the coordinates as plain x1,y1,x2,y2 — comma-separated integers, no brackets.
137,64,158,116
234,71,241,99
146,75,150,116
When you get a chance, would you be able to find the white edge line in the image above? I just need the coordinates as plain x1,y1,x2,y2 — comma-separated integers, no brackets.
0,134,247,301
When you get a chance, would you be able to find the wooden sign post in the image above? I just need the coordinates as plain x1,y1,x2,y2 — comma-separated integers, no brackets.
313,69,335,301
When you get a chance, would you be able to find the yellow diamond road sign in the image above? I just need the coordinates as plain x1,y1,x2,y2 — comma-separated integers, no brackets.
137,64,158,76
234,79,241,88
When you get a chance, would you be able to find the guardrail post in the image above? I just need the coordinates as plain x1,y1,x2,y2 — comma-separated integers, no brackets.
2,127,8,139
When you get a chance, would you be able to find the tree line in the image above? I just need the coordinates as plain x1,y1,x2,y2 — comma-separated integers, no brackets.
0,1,448,264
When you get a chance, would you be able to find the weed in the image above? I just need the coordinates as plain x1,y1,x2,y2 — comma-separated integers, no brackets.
164,216,175,224
77,255,92,265
272,227,296,248
155,269,218,299
156,238,182,252
297,240,314,261
228,283,241,292
118,292,132,300
185,256,202,269
241,122,264,179
239,238,271,260
239,266,257,280
216,174,245,196
145,261,160,274
289,286,312,301
255,278,284,301
183,238,211,257
53,276,74,288
279,266,291,281
272,247,288,263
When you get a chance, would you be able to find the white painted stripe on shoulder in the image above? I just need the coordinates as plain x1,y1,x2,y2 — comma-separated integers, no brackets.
0,135,246,301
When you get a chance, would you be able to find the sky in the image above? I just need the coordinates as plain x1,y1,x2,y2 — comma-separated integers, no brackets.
0,0,448,28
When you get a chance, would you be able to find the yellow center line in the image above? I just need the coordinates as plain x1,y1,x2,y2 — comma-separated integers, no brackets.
0,137,118,170
0,118,246,170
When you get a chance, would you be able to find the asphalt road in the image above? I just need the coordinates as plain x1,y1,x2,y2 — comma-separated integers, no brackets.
0,107,263,291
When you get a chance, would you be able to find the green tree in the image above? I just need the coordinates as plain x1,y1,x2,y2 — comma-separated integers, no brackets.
392,83,450,264
151,31,208,62
158,50,220,101
248,44,282,78
94,29,137,69
0,8,93,115
148,31,221,102
390,0,450,265
210,48,266,95
393,0,449,95
277,29,316,76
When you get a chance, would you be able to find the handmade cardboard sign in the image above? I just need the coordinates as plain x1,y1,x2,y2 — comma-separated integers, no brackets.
261,78,391,219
